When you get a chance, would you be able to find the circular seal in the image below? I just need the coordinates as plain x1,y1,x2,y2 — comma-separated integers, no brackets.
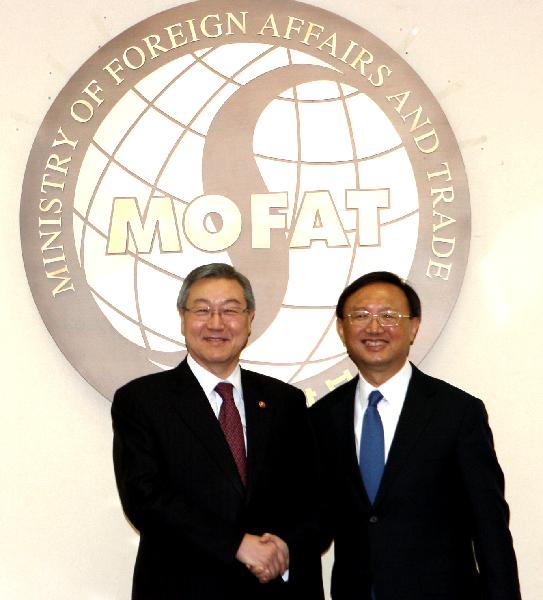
20,0,470,402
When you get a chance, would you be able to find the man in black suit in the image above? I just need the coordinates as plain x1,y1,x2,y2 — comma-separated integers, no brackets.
310,271,521,600
112,263,323,600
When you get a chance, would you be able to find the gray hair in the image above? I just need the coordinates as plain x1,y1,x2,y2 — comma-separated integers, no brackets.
177,263,255,311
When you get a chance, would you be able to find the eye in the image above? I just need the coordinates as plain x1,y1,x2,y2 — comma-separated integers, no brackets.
351,310,370,322
379,310,400,325
222,307,242,316
381,310,397,320
193,307,211,316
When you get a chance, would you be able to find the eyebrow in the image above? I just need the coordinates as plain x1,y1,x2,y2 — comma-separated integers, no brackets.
350,305,396,311
190,298,244,306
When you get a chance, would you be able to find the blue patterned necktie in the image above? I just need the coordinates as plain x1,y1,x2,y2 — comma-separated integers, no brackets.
359,390,384,504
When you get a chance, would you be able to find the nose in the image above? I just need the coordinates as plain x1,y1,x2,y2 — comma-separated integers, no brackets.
365,313,384,333
206,309,225,328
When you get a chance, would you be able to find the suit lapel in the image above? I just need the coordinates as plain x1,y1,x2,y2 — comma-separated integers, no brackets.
168,360,245,498
241,369,273,499
331,376,372,506
375,365,436,505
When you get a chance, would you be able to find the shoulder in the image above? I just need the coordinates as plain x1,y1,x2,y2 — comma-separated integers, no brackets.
411,365,477,399
241,367,304,398
310,375,358,417
410,365,486,416
240,368,308,415
116,365,180,393
112,362,187,409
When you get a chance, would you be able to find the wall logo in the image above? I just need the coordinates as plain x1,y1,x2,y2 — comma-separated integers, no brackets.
20,0,470,402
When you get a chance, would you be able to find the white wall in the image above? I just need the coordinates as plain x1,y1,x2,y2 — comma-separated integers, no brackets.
2,0,542,598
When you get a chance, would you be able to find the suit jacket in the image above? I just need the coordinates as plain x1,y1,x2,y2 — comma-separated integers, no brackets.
309,364,521,600
112,359,324,600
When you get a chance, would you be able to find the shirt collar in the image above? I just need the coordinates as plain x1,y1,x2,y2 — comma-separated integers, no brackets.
187,354,242,399
359,360,412,406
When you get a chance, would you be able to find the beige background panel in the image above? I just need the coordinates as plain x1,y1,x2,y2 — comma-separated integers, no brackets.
2,0,542,598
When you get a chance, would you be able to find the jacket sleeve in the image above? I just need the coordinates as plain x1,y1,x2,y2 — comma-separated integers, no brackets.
456,396,522,600
111,384,245,565
281,389,329,556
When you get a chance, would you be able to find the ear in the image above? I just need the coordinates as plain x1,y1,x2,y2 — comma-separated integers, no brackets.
336,317,346,346
247,310,255,336
409,317,421,345
179,309,186,337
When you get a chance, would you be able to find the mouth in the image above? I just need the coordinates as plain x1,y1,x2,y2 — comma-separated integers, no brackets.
362,339,388,350
204,336,230,344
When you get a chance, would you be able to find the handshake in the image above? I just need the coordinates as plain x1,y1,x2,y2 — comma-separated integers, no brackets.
235,533,289,584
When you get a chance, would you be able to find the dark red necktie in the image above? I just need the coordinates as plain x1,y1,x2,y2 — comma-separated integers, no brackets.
215,382,247,486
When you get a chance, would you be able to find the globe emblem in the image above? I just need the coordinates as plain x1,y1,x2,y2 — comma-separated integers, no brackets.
72,42,419,385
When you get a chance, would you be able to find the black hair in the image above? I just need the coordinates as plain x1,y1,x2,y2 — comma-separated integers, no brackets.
336,271,421,319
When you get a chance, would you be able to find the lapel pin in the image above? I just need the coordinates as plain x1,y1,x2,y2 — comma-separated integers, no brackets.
258,400,266,409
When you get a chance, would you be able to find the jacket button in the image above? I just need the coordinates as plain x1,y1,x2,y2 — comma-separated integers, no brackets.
369,515,378,524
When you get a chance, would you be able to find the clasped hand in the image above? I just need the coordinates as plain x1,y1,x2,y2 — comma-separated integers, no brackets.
235,533,289,583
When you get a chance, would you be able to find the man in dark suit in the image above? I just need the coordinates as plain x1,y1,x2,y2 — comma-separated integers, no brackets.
310,271,521,600
112,263,323,600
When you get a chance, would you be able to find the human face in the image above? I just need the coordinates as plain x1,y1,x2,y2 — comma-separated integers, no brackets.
180,277,254,379
337,282,420,386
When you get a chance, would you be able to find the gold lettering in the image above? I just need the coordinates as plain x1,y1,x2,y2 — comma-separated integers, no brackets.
40,173,65,193
164,23,189,49
82,80,104,107
201,14,222,38
45,265,74,297
251,192,287,249
426,259,452,280
289,191,349,248
369,64,392,87
258,13,280,37
226,12,247,35
326,369,353,391
433,211,456,232
38,217,62,227
431,186,454,208
432,236,455,258
39,198,62,213
143,34,169,58
45,154,70,176
387,92,439,152
186,19,199,42
107,196,181,254
284,16,305,40
346,189,389,246
184,195,241,251
339,39,358,63
304,387,318,407
427,162,452,182
317,32,337,56
301,21,324,45
52,127,78,150
401,105,431,133
123,46,146,69
386,90,411,114
70,99,94,123
350,47,374,75
39,228,63,254
103,58,124,85
414,128,439,153
42,254,67,266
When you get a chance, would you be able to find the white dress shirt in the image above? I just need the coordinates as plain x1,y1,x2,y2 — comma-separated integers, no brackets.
186,355,289,581
354,361,412,462
187,355,247,447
